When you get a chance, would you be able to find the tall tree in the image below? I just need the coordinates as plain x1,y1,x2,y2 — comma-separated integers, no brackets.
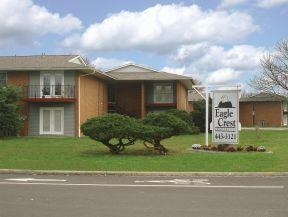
250,39,288,95
0,86,23,137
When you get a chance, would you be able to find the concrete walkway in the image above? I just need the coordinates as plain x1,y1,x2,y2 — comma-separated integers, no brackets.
242,127,288,131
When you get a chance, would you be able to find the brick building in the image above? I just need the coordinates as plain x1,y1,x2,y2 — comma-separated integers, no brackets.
0,55,194,137
239,93,288,127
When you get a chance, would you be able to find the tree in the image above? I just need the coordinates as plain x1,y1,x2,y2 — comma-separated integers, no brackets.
190,99,212,132
81,113,140,154
250,39,288,95
141,112,193,155
0,86,23,137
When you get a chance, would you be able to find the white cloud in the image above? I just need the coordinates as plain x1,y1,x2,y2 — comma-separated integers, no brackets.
174,43,265,71
205,68,243,84
168,43,265,84
0,0,82,46
218,0,249,9
161,66,186,75
257,0,288,8
62,4,259,53
92,57,131,71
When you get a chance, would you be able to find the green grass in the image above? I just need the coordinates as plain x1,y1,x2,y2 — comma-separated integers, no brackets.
0,130,287,172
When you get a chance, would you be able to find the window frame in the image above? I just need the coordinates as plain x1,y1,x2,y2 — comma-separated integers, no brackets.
153,82,174,103
40,71,64,97
0,72,7,87
39,107,64,135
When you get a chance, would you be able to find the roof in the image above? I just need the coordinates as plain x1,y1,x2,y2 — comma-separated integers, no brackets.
240,92,288,102
105,63,194,89
0,55,89,70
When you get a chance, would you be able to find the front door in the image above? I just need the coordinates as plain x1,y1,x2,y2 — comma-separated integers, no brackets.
40,107,64,135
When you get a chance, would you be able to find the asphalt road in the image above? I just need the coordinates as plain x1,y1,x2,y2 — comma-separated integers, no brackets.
0,174,287,217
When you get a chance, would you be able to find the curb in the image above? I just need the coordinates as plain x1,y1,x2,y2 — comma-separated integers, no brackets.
1,169,288,177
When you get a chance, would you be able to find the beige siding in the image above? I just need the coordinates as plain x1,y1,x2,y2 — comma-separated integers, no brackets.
176,82,191,112
76,75,108,136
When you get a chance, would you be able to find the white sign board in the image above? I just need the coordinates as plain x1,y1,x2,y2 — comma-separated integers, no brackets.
212,90,239,144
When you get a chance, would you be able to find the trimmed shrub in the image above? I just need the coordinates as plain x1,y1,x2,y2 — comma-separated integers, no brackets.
166,109,200,134
81,113,141,154
141,112,193,155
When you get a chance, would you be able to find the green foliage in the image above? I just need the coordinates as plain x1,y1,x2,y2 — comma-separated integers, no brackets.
190,99,212,132
141,112,193,155
165,109,200,134
81,113,141,154
0,86,23,137
143,112,191,136
81,111,197,155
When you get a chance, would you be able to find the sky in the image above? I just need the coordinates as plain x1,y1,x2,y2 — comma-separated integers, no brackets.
0,0,288,89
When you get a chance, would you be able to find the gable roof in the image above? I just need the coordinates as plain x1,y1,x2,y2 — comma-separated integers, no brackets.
240,92,288,102
105,63,194,89
0,55,89,71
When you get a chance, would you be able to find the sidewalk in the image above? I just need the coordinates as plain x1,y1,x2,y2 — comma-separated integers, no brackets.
242,127,288,131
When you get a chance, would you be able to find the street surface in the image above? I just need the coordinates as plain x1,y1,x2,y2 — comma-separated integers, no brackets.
0,174,287,217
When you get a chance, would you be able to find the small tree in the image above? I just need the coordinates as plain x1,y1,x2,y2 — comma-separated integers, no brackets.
81,113,140,154
141,112,192,155
250,39,288,95
0,86,23,137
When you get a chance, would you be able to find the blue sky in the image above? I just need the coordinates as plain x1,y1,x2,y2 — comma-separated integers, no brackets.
1,0,288,89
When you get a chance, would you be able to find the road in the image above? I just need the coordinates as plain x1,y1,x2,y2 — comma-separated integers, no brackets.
0,174,287,217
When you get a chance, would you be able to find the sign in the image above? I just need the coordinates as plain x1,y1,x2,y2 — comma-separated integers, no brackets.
212,90,239,144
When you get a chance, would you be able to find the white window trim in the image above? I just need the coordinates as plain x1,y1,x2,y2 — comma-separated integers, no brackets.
283,114,288,126
40,71,64,97
0,72,7,87
39,107,64,135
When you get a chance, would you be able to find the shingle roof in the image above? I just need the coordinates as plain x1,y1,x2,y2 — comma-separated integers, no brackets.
106,63,194,88
107,71,193,81
0,55,88,70
240,93,288,102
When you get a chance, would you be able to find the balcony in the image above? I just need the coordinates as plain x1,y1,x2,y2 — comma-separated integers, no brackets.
23,85,75,102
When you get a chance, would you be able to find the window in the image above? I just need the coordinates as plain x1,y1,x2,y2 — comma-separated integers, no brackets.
283,102,288,112
284,114,288,126
40,107,64,135
0,72,7,87
153,83,174,103
40,71,64,97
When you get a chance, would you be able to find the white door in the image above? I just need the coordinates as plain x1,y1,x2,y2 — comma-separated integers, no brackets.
40,107,64,135
40,71,64,97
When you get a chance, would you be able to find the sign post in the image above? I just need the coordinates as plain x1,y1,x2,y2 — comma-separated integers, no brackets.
212,89,239,144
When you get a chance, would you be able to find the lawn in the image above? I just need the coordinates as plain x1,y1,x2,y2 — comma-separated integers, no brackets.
0,130,287,172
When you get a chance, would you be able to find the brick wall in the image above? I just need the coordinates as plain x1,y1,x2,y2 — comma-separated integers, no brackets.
7,71,29,136
240,101,283,127
115,82,142,118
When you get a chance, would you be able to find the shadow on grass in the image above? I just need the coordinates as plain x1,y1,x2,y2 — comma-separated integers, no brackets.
80,148,166,157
